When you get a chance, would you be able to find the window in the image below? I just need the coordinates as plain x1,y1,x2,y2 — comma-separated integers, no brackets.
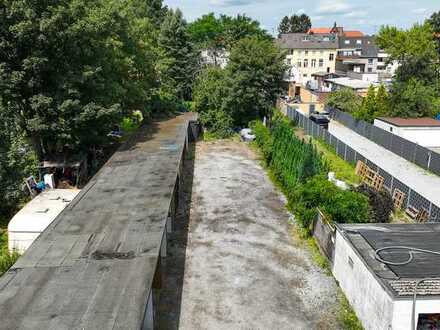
378,57,384,62
305,50,309,56
311,59,316,67
368,67,373,73
329,53,334,61
319,59,324,67
303,73,308,78
289,49,293,55
303,36,310,41
303,59,308,67
297,61,302,68
390,127,393,132
368,58,374,64
356,39,362,44
344,40,350,44
327,67,330,73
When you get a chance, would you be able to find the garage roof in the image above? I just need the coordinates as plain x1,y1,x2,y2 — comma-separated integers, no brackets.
377,117,440,127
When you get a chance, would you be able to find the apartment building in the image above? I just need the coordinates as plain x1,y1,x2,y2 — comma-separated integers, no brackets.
278,33,338,85
337,35,398,81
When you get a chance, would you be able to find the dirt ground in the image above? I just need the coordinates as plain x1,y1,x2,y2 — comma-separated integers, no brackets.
157,140,341,330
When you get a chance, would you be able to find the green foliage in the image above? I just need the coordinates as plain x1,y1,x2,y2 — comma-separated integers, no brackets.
354,85,390,122
289,14,312,33
188,13,271,51
0,231,19,276
293,176,371,230
278,16,291,36
325,88,362,114
252,114,371,233
270,119,328,190
0,0,163,159
338,293,364,330
313,140,360,186
353,184,394,223
192,37,286,133
225,37,286,125
376,22,440,118
192,66,232,137
278,14,312,36
158,8,196,101
429,11,440,33
388,78,440,118
250,121,273,162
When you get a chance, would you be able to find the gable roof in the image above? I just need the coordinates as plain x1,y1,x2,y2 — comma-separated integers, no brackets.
344,31,364,37
308,27,332,34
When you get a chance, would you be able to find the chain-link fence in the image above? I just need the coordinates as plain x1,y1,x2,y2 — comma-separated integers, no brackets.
286,106,440,222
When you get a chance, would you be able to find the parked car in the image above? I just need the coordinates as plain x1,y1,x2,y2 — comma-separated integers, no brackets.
310,113,330,130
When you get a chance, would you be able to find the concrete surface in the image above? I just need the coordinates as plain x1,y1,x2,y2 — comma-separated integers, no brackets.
329,120,440,208
174,140,341,330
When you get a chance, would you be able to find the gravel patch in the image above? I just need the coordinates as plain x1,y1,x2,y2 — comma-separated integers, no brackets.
176,140,341,330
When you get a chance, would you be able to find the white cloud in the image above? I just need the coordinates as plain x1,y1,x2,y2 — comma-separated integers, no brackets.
315,0,353,15
412,8,426,14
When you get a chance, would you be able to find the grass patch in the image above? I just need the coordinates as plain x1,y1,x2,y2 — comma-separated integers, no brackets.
338,293,364,330
0,230,19,276
312,139,361,186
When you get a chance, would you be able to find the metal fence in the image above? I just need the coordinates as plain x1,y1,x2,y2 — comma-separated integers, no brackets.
285,107,440,222
330,108,440,176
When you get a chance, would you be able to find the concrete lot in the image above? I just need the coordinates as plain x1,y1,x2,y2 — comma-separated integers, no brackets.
171,140,340,330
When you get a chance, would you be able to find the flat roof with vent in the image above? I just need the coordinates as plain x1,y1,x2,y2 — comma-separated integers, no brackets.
338,223,440,298
8,189,80,234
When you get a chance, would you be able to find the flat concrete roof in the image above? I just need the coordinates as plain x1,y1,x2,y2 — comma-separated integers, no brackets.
325,77,375,89
377,117,440,128
0,113,196,329
338,223,440,299
8,189,80,233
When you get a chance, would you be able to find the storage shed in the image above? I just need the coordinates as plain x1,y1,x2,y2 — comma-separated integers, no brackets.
8,189,80,253
333,223,440,330
374,117,440,149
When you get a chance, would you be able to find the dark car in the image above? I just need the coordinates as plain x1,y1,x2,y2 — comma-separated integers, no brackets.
310,113,330,130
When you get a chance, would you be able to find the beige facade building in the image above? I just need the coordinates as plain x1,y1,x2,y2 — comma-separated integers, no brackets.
278,33,338,85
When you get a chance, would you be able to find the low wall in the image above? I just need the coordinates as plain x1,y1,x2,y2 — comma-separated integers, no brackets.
312,210,336,264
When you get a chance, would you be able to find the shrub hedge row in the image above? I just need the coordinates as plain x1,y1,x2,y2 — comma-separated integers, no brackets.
251,115,372,232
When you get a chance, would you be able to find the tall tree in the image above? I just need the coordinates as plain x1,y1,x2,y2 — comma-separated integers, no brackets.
0,0,160,160
158,9,196,101
376,22,440,118
278,16,290,36
224,37,286,125
325,88,362,114
289,14,311,33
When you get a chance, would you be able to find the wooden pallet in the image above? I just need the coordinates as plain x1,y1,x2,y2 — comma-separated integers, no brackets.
392,189,406,210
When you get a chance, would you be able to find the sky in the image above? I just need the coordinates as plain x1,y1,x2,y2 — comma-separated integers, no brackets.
163,0,439,35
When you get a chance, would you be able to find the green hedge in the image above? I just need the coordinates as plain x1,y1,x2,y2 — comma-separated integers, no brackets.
252,114,371,232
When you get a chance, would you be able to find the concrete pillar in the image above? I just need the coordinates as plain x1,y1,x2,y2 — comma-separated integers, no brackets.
142,291,154,330
160,231,167,258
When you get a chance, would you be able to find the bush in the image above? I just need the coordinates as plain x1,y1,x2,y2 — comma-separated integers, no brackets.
293,176,371,230
250,120,273,162
353,184,394,223
200,109,234,138
270,117,328,191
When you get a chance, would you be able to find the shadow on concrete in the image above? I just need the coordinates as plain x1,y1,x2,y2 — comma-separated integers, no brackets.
155,140,196,330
